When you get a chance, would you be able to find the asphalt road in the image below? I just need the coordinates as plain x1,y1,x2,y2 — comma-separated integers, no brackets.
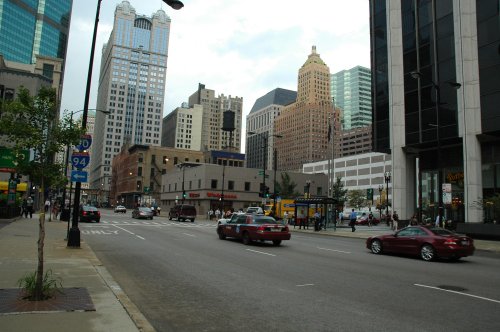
82,210,500,332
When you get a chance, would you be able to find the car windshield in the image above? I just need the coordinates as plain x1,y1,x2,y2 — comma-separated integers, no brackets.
429,228,455,236
83,206,97,211
139,207,152,212
253,216,279,224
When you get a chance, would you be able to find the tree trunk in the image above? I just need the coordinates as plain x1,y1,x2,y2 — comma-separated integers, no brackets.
33,182,45,300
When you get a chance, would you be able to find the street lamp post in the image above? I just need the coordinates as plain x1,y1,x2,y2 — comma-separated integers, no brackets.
384,172,391,225
220,163,225,211
378,184,384,222
67,0,184,248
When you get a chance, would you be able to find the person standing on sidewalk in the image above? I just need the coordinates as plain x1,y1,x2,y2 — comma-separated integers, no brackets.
368,211,374,227
26,196,34,218
392,211,399,231
349,209,357,232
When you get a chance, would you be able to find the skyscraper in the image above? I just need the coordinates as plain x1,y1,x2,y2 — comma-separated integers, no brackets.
188,83,243,152
90,1,171,192
0,0,72,65
246,88,297,170
370,0,499,224
331,65,372,130
274,46,335,171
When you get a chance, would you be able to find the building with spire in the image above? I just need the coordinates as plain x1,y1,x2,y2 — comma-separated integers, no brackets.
90,1,172,197
274,46,335,171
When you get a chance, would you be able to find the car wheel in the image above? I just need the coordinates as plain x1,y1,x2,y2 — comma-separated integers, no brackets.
217,228,226,240
242,232,252,245
169,215,172,220
272,240,282,246
149,217,153,220
370,239,383,254
191,219,194,223
421,244,435,261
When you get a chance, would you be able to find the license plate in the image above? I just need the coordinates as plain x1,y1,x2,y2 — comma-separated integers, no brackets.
461,240,469,245
271,228,281,232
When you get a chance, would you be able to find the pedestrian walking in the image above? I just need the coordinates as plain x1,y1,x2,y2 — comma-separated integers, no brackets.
339,211,344,225
52,201,60,220
284,211,289,225
208,209,213,220
26,196,34,218
368,211,374,227
314,211,321,231
392,211,399,230
44,199,50,213
21,197,27,217
349,209,357,232
215,209,220,220
410,213,418,226
435,214,441,228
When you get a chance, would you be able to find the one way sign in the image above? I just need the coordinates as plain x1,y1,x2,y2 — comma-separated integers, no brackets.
71,170,88,183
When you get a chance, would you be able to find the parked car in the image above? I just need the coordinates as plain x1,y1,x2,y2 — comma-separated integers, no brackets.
79,205,101,223
132,207,154,219
114,205,126,213
366,226,475,261
169,204,196,222
356,212,380,225
217,213,291,246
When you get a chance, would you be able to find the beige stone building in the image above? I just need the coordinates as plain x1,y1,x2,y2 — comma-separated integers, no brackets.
274,46,335,172
188,83,243,151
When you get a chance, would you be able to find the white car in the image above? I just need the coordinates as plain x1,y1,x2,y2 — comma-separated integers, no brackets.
246,206,263,214
114,205,127,213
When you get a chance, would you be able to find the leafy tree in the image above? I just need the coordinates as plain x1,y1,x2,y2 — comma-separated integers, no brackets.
331,176,348,210
274,172,301,198
0,86,83,300
347,189,366,210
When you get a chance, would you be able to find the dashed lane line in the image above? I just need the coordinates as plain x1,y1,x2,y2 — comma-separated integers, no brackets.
414,284,500,304
245,249,276,257
317,247,351,254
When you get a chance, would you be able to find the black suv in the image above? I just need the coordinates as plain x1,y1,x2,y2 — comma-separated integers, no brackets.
169,204,197,222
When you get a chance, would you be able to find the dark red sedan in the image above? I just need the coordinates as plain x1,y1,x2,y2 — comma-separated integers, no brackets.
366,226,475,261
217,213,291,246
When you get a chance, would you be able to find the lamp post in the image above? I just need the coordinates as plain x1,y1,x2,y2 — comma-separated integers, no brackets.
384,172,391,225
378,184,384,222
220,163,225,211
67,0,183,248
410,71,461,226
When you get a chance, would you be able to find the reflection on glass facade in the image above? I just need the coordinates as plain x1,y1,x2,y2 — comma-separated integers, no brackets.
370,0,500,224
0,0,72,64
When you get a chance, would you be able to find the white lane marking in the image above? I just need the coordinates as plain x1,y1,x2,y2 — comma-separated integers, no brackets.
414,284,500,304
136,235,145,240
182,233,196,237
112,225,135,235
245,249,276,257
317,247,351,254
296,284,315,287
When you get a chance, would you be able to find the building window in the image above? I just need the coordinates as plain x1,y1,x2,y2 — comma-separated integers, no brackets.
211,179,217,189
245,182,250,191
228,181,234,190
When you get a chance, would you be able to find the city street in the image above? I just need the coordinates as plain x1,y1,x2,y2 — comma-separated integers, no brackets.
83,210,500,332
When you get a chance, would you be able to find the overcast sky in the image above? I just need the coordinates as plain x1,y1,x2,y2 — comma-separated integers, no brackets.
60,0,371,151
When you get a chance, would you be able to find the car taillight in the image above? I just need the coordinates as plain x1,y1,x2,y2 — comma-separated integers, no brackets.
97,211,101,217
284,226,289,232
444,238,458,245
82,211,87,216
257,226,265,232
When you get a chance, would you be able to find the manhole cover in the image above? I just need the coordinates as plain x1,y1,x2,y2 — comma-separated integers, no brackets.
437,285,467,292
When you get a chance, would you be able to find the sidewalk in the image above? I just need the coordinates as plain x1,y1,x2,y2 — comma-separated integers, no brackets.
0,214,154,332
289,223,500,253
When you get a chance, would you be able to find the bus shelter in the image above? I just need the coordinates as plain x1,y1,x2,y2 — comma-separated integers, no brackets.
293,196,338,228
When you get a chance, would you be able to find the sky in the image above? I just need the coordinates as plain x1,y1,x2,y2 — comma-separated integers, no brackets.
60,0,371,152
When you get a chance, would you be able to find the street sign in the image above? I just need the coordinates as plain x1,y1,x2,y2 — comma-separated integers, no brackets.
71,152,90,169
71,170,88,183
442,183,452,204
76,134,92,151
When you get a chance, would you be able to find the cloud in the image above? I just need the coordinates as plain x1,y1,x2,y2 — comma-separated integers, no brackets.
60,0,371,151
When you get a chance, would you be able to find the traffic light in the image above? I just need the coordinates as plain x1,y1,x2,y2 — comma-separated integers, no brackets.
265,186,270,198
182,191,187,199
259,183,265,197
367,188,373,200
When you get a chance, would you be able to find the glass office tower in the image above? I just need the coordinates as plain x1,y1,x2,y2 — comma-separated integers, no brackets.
0,0,72,64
